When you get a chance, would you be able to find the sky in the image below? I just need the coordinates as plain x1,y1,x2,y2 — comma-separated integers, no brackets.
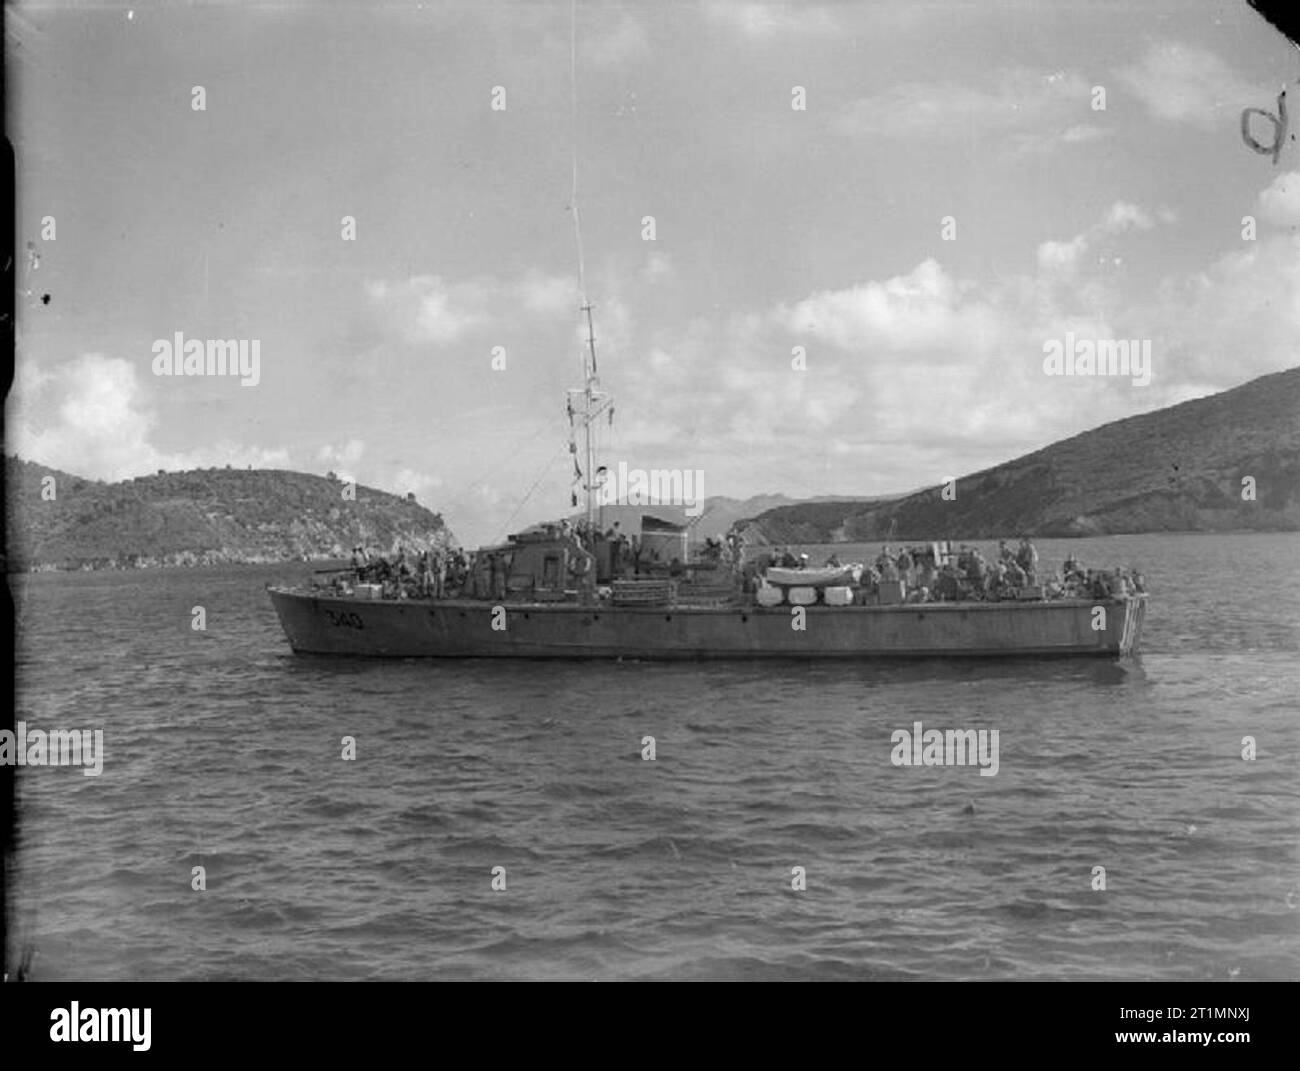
6,0,1300,546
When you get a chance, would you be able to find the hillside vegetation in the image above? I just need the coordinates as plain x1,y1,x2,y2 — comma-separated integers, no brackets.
5,461,454,571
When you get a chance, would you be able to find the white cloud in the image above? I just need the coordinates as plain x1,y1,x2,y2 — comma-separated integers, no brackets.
1010,120,1115,158
1103,202,1155,233
1037,200,1162,276
1118,42,1266,127
1148,232,1300,382
9,353,291,480
1059,123,1108,144
9,357,53,402
9,354,164,478
412,276,489,343
1257,170,1300,225
642,251,673,283
1037,235,1089,274
835,68,1091,140
703,1,838,40
366,274,491,345
393,467,444,505
368,270,588,346
1007,122,1112,156
775,259,1004,357
187,442,293,472
517,272,577,317
318,439,366,468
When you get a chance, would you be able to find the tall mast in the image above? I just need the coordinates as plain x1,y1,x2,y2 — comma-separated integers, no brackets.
565,0,612,534
583,303,598,533
568,302,612,533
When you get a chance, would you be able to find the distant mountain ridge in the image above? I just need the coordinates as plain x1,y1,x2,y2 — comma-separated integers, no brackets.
572,493,806,540
567,493,891,541
741,367,1300,543
4,460,454,572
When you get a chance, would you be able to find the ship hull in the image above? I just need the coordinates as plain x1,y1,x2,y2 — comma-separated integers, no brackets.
267,587,1147,659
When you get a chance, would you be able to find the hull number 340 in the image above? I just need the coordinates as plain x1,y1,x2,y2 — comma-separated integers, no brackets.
324,609,364,629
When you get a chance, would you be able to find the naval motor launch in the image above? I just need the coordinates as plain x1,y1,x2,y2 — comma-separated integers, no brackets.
268,302,1148,660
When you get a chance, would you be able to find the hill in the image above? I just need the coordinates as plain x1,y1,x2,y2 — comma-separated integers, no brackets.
567,493,897,541
743,367,1300,543
5,460,455,571
693,493,902,539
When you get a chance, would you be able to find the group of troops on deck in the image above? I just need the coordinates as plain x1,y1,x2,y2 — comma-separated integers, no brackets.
347,544,509,600
917,539,1146,602
744,536,1145,604
340,517,671,601
337,531,1144,605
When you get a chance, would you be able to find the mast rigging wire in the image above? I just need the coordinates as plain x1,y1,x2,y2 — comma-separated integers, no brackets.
570,0,588,310
495,444,570,544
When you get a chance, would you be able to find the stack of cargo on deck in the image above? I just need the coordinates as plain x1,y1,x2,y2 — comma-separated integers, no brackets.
611,579,677,606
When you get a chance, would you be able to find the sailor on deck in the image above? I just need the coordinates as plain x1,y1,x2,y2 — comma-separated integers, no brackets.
566,528,596,589
491,552,508,600
897,548,914,586
879,550,900,582
1017,537,1039,584
1004,558,1027,589
433,549,446,598
1062,554,1085,590
418,550,433,598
